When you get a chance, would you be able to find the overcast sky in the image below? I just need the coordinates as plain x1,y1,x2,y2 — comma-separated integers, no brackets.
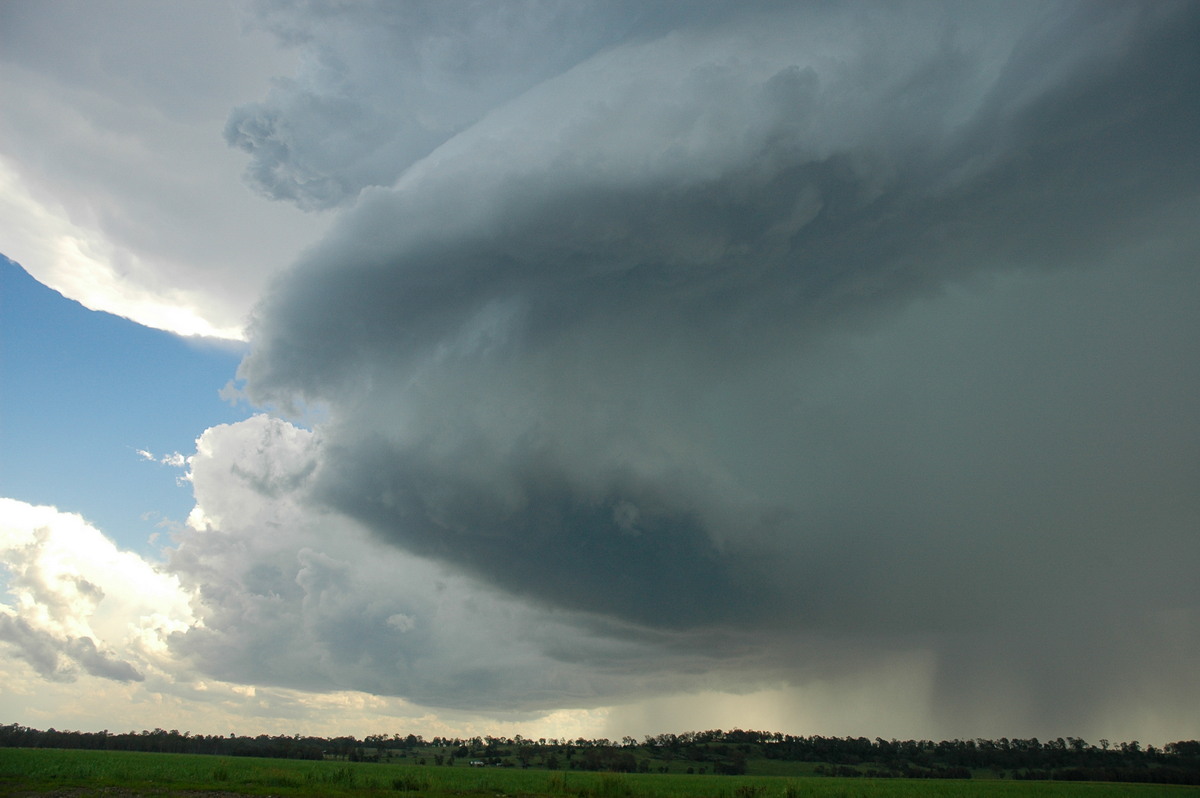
1,0,1198,744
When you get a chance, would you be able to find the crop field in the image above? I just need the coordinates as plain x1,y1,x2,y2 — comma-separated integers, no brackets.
1,749,1198,798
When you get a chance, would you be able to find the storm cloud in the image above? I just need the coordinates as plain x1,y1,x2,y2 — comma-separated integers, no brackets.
208,0,1200,737
168,415,761,712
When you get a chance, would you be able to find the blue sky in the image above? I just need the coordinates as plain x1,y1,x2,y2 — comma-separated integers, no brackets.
0,0,1197,745
1,254,247,554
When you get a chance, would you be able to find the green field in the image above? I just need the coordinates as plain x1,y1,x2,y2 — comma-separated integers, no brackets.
1,749,1198,798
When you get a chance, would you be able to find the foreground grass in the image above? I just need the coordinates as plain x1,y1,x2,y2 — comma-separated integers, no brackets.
1,748,1197,797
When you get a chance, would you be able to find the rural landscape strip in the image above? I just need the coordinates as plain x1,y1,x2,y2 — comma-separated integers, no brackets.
2,725,1198,787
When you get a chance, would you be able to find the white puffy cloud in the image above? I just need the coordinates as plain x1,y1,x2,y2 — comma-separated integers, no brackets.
0,493,619,737
0,499,192,683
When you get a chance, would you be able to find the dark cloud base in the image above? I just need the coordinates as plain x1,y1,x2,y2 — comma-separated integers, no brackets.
318,437,760,627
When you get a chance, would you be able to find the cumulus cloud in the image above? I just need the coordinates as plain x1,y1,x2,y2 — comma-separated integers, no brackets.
225,0,1200,739
1,495,604,736
0,499,194,684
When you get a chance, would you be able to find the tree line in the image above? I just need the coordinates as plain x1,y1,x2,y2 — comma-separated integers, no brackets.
1,723,1197,784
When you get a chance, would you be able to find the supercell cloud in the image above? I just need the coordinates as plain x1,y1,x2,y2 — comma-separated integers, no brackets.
210,0,1200,737
3,0,1196,742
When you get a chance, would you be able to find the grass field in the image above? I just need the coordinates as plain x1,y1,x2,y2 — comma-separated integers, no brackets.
1,748,1198,797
